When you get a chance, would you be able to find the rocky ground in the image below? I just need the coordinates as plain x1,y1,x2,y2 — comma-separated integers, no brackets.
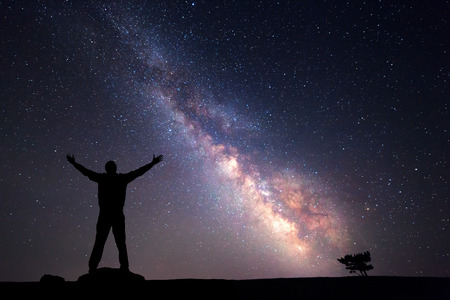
1,268,448,299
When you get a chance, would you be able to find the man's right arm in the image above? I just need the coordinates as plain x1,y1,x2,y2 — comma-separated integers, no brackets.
66,154,100,180
125,154,163,183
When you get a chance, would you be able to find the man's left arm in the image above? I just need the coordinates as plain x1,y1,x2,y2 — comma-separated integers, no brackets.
66,154,100,181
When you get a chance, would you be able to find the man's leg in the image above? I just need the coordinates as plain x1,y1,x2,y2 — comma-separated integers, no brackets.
112,213,129,271
88,214,111,273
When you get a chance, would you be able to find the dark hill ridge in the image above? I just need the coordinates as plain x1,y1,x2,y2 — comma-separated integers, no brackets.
1,270,448,299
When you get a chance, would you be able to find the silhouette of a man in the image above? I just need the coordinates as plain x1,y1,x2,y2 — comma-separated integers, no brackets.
66,154,163,273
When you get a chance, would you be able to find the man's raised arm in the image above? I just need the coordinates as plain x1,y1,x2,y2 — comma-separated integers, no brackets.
125,154,163,182
66,154,100,180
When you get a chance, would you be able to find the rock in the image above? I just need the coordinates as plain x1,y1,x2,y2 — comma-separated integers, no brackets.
77,267,145,283
40,274,66,283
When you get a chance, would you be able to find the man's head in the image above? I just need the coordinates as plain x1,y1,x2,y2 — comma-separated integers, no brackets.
105,161,117,174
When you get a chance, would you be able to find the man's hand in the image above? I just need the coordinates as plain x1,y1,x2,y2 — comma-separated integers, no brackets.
152,154,163,165
66,154,76,165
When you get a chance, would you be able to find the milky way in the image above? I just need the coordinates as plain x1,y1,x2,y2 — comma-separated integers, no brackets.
112,14,350,275
1,1,448,281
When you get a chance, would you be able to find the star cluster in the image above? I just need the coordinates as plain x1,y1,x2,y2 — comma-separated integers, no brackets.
0,1,448,281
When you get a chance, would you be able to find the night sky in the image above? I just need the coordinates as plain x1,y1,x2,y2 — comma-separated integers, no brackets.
1,1,448,281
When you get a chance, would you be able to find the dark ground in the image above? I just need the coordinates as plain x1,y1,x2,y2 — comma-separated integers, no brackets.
1,273,449,299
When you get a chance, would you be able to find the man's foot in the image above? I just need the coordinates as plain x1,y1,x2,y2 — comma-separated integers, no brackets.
119,266,130,273
88,267,97,274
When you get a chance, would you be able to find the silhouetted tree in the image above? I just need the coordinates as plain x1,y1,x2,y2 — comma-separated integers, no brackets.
337,251,374,276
